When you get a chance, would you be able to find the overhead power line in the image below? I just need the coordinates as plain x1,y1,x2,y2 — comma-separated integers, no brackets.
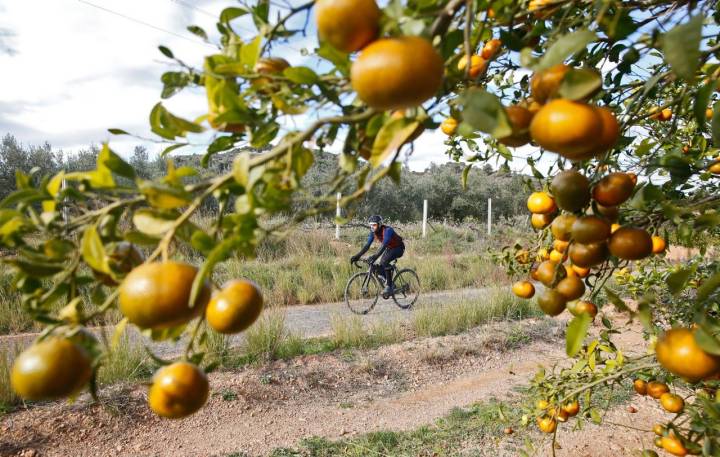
77,0,215,49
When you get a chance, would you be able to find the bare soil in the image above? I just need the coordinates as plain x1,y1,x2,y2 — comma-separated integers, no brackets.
1,312,670,457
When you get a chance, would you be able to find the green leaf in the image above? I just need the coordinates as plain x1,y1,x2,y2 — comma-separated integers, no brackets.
240,36,262,71
149,103,204,140
251,121,280,148
558,68,602,100
388,162,402,184
318,41,350,76
190,235,245,306
461,88,512,138
99,144,135,180
370,119,420,168
108,128,129,135
11,259,64,277
233,152,250,188
283,66,318,85
713,101,720,145
111,318,129,351
161,143,188,158
82,225,110,274
292,147,314,178
566,313,591,357
694,79,716,129
132,209,177,236
139,181,191,209
589,408,602,424
461,164,472,191
604,288,631,313
695,326,720,356
220,7,248,23
535,29,596,71
187,25,208,41
191,230,215,254
666,266,695,295
158,45,173,59
698,272,720,301
663,15,703,81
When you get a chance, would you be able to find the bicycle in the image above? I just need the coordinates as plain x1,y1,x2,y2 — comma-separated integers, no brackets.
344,258,421,315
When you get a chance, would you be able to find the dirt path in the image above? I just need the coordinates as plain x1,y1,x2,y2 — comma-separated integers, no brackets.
0,287,495,356
2,318,567,457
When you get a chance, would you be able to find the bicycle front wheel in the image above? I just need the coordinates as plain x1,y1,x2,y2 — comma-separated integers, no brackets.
392,269,420,309
345,272,380,315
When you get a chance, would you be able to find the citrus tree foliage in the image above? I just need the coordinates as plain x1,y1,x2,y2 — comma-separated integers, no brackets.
2,0,720,453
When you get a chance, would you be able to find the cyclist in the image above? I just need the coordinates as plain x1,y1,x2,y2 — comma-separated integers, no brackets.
350,215,405,296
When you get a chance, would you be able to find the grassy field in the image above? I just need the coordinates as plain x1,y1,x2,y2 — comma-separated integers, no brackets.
0,219,530,335
0,288,538,413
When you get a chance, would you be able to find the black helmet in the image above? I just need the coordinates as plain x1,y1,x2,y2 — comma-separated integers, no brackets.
368,215,383,224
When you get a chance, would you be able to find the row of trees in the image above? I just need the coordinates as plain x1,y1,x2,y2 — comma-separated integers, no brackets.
0,134,528,222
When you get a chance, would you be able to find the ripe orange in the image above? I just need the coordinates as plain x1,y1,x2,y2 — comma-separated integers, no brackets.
481,39,502,59
571,265,590,278
659,393,684,413
531,213,554,229
536,260,559,287
564,264,577,278
515,250,531,264
530,100,602,158
512,281,535,299
351,37,443,110
653,424,665,436
571,216,611,244
551,214,577,241
593,173,636,206
611,223,621,234
550,170,591,212
499,105,533,147
556,276,585,301
315,0,380,53
119,262,211,330
591,106,620,154
709,161,720,174
660,108,673,121
574,300,598,318
206,280,264,334
536,416,557,433
651,236,666,254
553,239,569,253
569,242,608,268
458,54,488,79
633,379,647,395
441,117,458,135
149,362,209,419
11,338,92,401
647,381,670,399
549,249,566,263
536,399,550,410
608,227,653,260
530,64,569,104
707,108,714,120
655,328,720,382
561,400,580,417
660,436,687,456
537,289,567,316
254,57,290,75
530,266,541,281
527,191,557,214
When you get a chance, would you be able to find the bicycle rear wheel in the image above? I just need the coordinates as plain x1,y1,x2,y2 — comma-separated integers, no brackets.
392,268,420,309
345,272,380,315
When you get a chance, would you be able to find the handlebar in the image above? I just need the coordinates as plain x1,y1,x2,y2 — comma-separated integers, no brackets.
352,258,373,269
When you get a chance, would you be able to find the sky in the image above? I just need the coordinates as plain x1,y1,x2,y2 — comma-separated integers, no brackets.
0,0,509,173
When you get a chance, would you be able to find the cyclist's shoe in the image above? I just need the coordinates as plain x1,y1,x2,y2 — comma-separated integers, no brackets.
382,285,393,298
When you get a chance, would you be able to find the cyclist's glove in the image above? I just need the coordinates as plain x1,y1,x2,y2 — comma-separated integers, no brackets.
350,255,359,264
367,254,378,264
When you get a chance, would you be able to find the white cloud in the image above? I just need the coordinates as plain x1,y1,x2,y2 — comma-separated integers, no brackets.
0,0,550,175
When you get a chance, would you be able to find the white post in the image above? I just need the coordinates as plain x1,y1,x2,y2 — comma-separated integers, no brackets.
487,198,492,236
335,192,341,240
422,199,428,238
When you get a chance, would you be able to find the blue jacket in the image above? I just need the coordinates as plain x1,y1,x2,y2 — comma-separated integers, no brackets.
356,225,404,258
